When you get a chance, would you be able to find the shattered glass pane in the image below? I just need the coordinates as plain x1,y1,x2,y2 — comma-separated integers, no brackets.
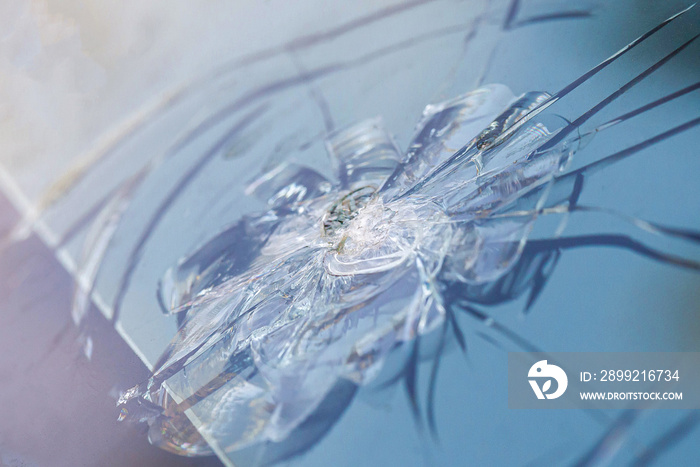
118,83,576,454
3,1,700,466
108,5,700,461
116,18,700,447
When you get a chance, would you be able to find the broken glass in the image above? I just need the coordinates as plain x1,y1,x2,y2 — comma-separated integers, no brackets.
111,7,700,462
120,4,698,454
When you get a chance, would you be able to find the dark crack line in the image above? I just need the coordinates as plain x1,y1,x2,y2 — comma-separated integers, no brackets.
537,32,700,154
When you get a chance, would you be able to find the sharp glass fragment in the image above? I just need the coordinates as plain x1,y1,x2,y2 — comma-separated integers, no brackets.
103,5,700,463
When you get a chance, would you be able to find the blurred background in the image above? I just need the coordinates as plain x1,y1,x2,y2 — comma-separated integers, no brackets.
0,1,699,466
